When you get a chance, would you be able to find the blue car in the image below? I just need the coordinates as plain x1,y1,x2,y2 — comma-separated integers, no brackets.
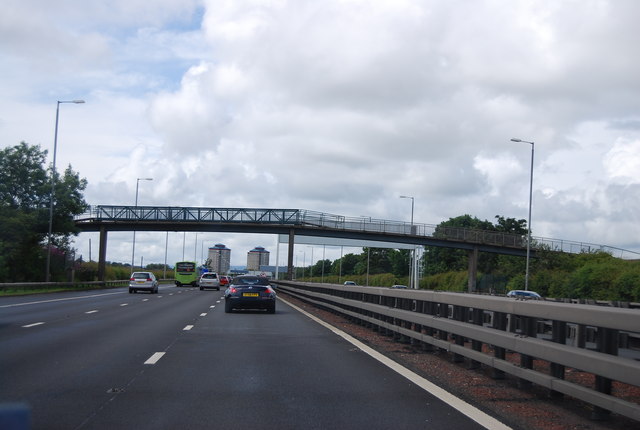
224,275,276,313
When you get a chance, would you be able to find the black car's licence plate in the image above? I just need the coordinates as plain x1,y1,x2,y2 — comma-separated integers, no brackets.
242,292,259,297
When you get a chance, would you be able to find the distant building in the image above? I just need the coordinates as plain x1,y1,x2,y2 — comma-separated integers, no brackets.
208,243,231,274
247,246,270,271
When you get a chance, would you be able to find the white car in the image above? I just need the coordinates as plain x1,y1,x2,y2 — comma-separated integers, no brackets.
199,272,221,291
129,272,158,294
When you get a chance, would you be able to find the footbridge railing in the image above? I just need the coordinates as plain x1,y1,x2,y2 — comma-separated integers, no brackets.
75,205,640,258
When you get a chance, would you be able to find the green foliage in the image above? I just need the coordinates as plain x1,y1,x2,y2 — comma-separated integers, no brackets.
0,142,88,281
309,214,640,302
424,214,527,276
330,253,359,275
420,271,468,292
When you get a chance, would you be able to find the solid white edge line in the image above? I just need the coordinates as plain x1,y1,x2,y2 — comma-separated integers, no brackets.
279,297,512,430
0,291,124,308
144,352,165,365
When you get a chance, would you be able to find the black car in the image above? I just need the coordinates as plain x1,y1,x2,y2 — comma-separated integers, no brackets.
224,275,276,314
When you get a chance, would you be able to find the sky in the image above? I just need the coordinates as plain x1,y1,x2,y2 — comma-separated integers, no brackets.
2,0,640,268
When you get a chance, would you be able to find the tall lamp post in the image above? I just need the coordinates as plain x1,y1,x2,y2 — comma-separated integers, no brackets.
46,99,85,282
511,138,534,291
131,177,153,272
399,195,415,288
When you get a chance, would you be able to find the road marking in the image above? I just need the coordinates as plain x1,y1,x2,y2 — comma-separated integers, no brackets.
85,310,99,314
183,325,194,331
144,352,165,365
280,297,513,430
22,322,45,328
200,313,207,317
0,291,124,308
142,299,149,302
210,305,215,308
120,303,128,307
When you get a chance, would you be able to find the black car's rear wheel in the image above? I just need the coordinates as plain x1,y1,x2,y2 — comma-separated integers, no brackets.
224,301,232,313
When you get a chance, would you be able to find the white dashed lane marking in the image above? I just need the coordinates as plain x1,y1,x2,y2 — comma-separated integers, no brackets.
22,322,45,328
144,352,165,365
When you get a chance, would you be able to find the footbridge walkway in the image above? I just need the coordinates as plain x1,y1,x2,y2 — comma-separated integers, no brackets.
74,205,636,282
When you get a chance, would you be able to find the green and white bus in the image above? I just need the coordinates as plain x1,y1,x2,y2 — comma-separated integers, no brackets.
175,261,198,286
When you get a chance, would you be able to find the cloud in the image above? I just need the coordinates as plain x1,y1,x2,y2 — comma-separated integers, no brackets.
3,0,640,265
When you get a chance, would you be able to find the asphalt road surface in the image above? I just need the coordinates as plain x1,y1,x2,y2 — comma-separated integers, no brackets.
0,285,508,429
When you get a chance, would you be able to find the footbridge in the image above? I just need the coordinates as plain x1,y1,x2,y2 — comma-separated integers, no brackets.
74,205,634,282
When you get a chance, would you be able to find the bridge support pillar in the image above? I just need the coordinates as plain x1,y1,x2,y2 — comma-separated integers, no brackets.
98,226,108,282
467,246,478,293
287,229,295,280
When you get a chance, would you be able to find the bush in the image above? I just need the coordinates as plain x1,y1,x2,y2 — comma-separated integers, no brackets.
420,271,468,292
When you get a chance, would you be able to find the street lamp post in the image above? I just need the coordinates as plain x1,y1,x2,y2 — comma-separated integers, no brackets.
511,138,534,291
46,99,85,282
131,177,153,272
399,195,415,288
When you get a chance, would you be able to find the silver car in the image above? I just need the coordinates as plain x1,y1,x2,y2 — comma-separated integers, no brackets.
199,272,221,291
506,290,542,300
129,272,158,294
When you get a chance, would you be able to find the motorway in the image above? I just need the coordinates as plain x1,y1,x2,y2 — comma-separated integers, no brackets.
0,285,508,430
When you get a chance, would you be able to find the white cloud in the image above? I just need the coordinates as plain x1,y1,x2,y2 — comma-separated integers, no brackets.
604,138,640,184
3,0,640,266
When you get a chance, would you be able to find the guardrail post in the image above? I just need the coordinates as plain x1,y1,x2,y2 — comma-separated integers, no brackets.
421,301,436,351
412,300,423,347
470,308,483,369
550,320,567,398
518,316,537,388
437,303,449,352
591,327,619,420
492,312,507,379
453,305,466,363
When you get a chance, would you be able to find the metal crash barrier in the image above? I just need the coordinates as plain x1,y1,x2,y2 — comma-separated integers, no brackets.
274,281,640,422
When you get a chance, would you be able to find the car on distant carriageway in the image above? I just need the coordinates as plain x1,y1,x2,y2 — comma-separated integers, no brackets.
506,290,542,300
199,272,221,291
343,281,357,286
391,284,408,289
129,272,158,294
224,275,276,314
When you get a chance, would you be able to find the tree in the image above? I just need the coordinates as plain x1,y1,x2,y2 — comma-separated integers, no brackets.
311,259,332,277
423,214,529,277
0,142,88,281
331,253,360,276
